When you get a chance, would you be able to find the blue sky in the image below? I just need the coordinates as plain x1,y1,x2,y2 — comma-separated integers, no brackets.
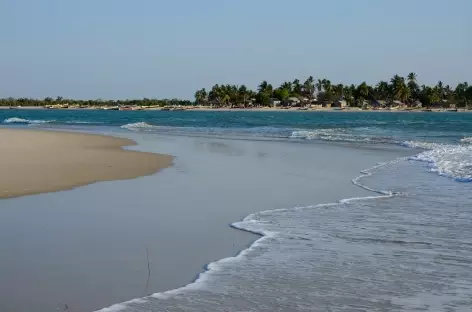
1,0,470,99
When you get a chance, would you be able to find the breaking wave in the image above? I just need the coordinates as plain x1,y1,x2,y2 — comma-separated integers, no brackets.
120,122,399,144
404,140,472,182
3,117,55,124
289,128,396,143
461,137,472,144
120,122,159,131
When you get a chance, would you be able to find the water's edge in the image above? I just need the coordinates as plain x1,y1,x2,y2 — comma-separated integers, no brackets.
95,157,403,312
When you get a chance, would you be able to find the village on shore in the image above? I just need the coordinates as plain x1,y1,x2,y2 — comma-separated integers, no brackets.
1,73,471,112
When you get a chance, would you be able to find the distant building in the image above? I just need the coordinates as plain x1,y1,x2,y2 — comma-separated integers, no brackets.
269,98,281,107
286,97,301,106
332,100,347,108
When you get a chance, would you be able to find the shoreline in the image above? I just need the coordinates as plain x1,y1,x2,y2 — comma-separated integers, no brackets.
0,129,173,199
0,126,419,312
0,106,470,113
96,148,419,312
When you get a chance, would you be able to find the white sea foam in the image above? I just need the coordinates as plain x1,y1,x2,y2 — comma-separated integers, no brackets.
402,140,443,150
120,122,159,131
289,128,394,144
290,128,357,141
94,161,398,312
461,137,472,144
405,140,472,182
3,117,55,124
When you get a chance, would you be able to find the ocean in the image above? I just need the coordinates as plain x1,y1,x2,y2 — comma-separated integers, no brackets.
1,110,471,311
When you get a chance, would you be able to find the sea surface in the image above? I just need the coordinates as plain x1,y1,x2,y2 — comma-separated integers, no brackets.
1,110,472,311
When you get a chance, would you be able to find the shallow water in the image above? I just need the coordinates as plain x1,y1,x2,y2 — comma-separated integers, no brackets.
0,128,411,312
2,110,472,145
1,111,471,311
97,159,472,312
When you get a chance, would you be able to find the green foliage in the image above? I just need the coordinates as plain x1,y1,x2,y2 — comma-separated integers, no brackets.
0,97,193,107
1,74,470,109
255,92,271,106
273,88,290,101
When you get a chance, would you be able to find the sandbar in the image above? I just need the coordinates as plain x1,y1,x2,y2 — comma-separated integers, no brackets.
0,129,173,199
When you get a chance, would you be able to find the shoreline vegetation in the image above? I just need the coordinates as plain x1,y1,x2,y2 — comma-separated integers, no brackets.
1,74,471,112
0,129,173,199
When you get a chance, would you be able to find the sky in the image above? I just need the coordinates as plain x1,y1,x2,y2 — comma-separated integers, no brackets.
1,0,471,100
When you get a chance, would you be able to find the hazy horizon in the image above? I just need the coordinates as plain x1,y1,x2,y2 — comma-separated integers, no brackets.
1,0,470,100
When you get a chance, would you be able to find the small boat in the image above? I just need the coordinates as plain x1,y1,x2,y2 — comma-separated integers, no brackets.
447,108,458,112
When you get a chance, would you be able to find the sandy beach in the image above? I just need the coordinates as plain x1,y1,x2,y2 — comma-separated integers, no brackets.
0,129,173,199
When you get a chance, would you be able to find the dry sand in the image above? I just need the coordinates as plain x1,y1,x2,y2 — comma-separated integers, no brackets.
0,129,173,199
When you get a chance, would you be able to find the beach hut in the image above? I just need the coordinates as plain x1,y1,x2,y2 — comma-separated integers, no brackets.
286,97,301,106
269,98,281,107
332,99,347,108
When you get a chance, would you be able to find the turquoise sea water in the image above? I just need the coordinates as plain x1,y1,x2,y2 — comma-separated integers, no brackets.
2,110,472,181
1,110,472,311
2,110,472,143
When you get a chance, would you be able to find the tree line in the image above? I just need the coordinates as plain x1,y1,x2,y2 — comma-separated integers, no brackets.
0,97,192,107
195,74,472,108
1,73,471,108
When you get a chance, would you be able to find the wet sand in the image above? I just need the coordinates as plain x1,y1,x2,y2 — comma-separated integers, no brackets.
0,129,173,199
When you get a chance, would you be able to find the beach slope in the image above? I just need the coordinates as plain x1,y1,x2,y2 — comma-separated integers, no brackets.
0,129,173,199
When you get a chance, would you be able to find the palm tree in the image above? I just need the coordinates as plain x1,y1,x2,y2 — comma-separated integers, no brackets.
303,76,315,101
343,85,355,106
390,75,410,103
407,73,419,103
357,82,369,105
407,72,417,83
321,79,332,94
201,88,207,104
258,81,273,95
332,84,344,99
209,84,223,107
238,85,249,107
316,79,323,93
292,79,302,96
280,81,293,94
455,82,469,106
375,81,389,100
436,81,445,100
194,90,202,104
